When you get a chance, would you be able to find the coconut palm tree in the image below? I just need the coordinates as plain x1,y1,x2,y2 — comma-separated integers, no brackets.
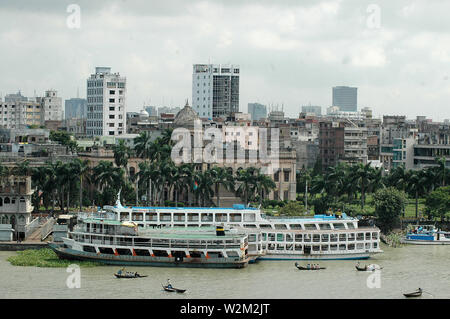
195,169,214,207
112,140,131,175
406,169,427,218
210,166,235,207
235,167,258,206
134,131,154,159
71,158,90,212
349,162,375,209
433,157,448,187
254,169,276,206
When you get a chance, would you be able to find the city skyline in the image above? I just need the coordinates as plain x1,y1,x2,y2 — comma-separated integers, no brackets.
1,1,450,121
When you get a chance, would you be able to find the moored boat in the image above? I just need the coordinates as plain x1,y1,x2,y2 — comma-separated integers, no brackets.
74,193,382,261
402,225,450,245
49,219,252,268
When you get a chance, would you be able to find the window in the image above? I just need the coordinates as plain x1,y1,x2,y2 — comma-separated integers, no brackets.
284,171,290,182
109,115,115,119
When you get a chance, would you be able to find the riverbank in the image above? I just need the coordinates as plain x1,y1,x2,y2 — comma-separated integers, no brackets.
7,248,101,268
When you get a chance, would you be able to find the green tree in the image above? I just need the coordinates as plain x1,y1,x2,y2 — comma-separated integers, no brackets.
425,186,450,221
372,187,407,233
279,201,305,216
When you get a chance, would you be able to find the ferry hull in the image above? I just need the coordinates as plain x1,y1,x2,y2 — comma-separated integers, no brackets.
48,243,249,269
401,239,450,245
257,252,373,261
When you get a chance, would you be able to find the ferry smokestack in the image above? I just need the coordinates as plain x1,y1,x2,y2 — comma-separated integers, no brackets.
216,226,225,236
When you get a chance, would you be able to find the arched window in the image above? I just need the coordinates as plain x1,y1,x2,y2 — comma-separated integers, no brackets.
4,197,10,204
0,215,7,224
0,198,3,206
129,167,135,177
19,215,25,223
19,197,25,203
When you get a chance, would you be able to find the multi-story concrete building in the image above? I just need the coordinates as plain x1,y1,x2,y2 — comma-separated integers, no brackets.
319,119,368,169
332,86,357,112
40,90,62,122
380,115,416,171
0,176,34,241
248,103,267,121
413,118,450,169
86,67,126,136
192,64,240,119
65,98,87,119
392,136,416,170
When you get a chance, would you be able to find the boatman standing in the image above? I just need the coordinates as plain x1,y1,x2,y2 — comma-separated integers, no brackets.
167,279,172,288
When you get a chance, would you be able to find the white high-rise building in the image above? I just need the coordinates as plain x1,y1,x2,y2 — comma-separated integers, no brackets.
192,64,240,119
86,67,126,136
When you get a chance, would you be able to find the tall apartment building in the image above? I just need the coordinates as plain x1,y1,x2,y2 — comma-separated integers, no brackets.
40,90,62,122
380,115,416,171
332,86,357,112
319,119,368,169
0,90,61,129
248,103,267,121
86,67,126,136
65,98,87,119
192,64,240,119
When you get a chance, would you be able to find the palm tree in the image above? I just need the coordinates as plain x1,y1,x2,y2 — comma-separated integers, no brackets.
93,161,124,194
254,169,276,206
112,140,131,174
13,160,31,176
134,131,154,159
235,167,258,206
210,166,235,207
433,157,448,187
71,158,90,212
349,163,374,209
195,169,214,207
406,169,427,218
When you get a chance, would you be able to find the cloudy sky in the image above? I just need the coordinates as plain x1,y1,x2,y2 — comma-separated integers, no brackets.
1,0,449,120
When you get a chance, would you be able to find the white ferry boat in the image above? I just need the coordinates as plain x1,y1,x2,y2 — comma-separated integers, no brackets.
402,225,450,245
77,197,382,261
49,219,253,268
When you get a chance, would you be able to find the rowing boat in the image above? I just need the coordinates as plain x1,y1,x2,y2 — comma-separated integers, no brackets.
114,272,148,278
162,285,186,293
403,289,422,297
295,262,326,270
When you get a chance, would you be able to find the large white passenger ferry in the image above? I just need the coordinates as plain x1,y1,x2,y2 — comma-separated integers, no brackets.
78,197,382,261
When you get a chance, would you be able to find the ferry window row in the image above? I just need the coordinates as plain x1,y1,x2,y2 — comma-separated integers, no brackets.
262,232,378,242
265,242,378,251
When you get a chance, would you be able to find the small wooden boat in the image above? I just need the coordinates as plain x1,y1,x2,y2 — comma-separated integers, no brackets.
114,272,148,279
162,285,186,293
403,288,422,297
295,262,326,270
355,264,368,271
355,263,382,271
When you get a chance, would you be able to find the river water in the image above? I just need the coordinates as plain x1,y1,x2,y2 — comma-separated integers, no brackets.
1,243,449,299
